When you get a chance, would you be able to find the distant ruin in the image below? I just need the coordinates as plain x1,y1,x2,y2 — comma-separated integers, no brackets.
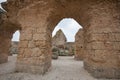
52,29,75,56
52,29,66,48
75,29,84,60
9,41,19,55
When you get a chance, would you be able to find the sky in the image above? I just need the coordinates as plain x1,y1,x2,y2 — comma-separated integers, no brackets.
0,0,7,9
52,18,82,42
0,0,6,3
11,30,20,41
0,0,82,42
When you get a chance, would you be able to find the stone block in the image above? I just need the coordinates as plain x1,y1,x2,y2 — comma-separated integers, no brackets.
33,33,46,41
20,33,32,40
19,41,28,48
115,33,120,41
87,41,120,50
36,27,47,33
87,33,120,42
31,48,42,57
34,40,47,48
85,64,120,79
28,41,35,48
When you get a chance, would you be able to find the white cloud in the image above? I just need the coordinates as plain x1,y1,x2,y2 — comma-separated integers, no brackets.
52,18,82,42
0,0,7,3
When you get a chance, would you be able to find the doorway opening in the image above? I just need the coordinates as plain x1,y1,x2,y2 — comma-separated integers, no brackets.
52,18,82,59
9,30,20,56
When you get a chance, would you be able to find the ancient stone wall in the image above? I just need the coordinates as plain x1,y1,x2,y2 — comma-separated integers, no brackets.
15,1,52,74
0,26,19,63
0,6,21,63
75,29,84,60
0,23,15,63
52,29,75,56
0,33,11,63
0,0,120,79
0,8,11,63
84,0,120,78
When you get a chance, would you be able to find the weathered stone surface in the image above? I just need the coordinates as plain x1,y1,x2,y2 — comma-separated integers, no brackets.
75,29,85,60
84,0,120,79
0,8,18,62
0,0,119,79
52,29,67,56
52,29,66,47
52,29,75,56
0,32,12,63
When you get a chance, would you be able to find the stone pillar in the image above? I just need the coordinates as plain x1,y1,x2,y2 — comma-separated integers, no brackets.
16,27,51,74
84,1,120,78
16,4,52,74
75,29,84,60
0,31,12,64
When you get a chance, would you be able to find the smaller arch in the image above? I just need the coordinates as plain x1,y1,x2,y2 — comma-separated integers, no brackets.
10,30,20,55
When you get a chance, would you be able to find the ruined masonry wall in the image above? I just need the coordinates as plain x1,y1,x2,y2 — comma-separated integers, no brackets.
75,29,84,60
84,1,120,78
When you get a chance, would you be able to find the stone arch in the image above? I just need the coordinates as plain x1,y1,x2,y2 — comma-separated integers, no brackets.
1,0,120,79
52,18,82,41
9,30,20,55
0,19,21,63
52,18,82,57
0,2,21,63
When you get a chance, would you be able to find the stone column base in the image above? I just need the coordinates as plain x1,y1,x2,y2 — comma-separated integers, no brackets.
84,62,120,79
16,62,51,74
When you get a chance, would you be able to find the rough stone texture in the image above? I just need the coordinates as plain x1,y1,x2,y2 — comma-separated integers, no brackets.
75,29,85,60
0,4,21,64
0,0,119,79
14,1,52,74
52,29,67,56
52,30,75,56
0,8,16,63
84,1,120,79
52,29,66,47
0,28,16,63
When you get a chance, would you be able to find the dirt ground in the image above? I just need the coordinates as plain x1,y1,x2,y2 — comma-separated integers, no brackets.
0,56,119,80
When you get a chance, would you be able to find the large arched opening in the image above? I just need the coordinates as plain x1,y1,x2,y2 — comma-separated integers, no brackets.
52,18,82,58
